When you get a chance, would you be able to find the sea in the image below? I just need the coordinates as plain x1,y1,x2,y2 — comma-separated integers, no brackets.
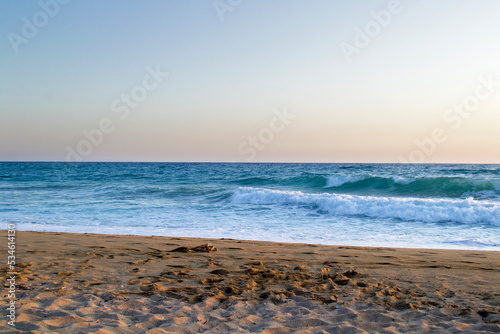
1,162,499,250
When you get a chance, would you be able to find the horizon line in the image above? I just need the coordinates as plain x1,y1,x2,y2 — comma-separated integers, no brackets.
1,160,499,165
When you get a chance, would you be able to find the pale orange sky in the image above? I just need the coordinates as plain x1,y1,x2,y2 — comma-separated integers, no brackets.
1,0,500,163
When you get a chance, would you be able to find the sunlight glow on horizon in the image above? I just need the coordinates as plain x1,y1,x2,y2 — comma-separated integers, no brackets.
1,0,500,163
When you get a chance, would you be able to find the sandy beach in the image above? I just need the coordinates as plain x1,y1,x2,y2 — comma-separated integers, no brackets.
1,231,499,333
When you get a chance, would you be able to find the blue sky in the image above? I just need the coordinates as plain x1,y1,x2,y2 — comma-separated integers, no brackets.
1,0,499,162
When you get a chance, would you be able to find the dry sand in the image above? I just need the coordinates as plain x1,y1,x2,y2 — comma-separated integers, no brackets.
1,231,499,333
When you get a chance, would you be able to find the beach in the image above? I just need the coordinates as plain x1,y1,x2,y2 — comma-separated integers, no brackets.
1,231,499,333
3,0,500,332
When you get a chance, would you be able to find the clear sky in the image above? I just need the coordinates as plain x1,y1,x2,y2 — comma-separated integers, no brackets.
1,0,499,163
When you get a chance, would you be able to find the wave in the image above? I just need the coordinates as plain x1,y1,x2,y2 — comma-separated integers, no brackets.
233,175,328,189
326,175,499,194
230,187,500,225
233,174,500,199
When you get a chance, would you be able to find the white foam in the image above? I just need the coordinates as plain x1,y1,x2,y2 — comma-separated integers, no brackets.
325,175,365,188
230,187,500,225
392,176,414,185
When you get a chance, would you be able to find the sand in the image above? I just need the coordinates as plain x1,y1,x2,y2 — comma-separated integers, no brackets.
1,231,499,333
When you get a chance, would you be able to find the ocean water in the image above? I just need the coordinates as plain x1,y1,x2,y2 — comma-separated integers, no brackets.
1,162,499,250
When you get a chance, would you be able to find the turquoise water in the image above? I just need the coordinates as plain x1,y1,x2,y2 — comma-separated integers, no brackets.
1,162,499,250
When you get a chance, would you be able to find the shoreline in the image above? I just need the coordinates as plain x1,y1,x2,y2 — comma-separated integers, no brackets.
8,229,500,252
1,230,499,333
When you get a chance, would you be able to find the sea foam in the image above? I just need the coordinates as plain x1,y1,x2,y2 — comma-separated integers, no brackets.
230,187,500,225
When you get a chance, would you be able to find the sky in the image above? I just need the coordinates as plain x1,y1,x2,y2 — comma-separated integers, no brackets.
1,0,499,163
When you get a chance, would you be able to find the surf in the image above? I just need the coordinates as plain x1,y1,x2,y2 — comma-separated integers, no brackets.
230,187,500,225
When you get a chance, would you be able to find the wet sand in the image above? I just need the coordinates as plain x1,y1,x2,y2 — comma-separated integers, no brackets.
1,231,499,333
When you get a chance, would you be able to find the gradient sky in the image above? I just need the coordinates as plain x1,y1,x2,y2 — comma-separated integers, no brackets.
1,0,499,163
